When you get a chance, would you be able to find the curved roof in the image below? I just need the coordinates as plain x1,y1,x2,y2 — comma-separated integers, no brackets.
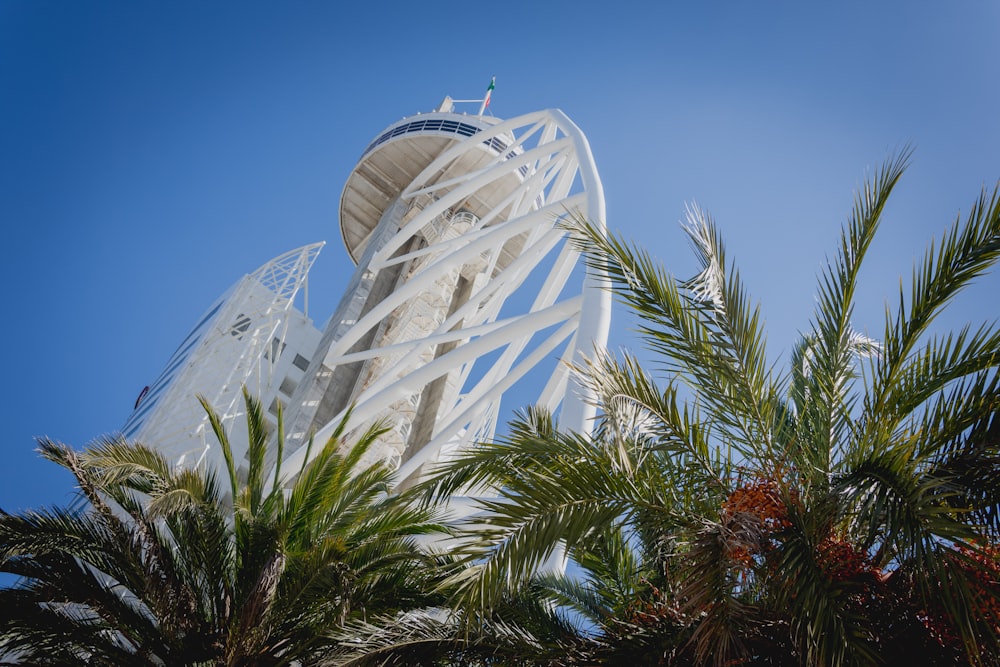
339,112,508,263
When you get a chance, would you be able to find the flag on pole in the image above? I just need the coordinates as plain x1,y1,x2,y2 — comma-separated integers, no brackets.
484,77,495,108
478,77,495,116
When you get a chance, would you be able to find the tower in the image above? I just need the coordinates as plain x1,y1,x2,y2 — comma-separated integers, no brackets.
279,98,610,484
121,96,610,490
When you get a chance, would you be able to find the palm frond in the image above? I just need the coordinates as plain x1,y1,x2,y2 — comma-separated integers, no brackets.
564,210,780,465
866,180,1000,432
4,388,448,665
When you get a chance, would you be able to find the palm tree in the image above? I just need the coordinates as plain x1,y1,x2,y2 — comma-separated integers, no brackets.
420,152,1000,666
317,587,582,667
0,390,444,666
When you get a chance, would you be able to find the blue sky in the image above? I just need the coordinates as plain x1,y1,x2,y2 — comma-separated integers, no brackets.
2,1,998,512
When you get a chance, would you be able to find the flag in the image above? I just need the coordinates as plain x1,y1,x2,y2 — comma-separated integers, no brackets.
478,77,495,116
483,77,495,109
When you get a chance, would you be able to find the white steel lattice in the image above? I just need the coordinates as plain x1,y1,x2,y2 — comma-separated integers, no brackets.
137,242,323,469
205,242,323,429
282,109,609,486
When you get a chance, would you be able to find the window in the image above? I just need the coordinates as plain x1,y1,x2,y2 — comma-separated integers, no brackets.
361,119,486,156
292,353,310,371
230,314,251,338
279,377,298,397
264,337,286,361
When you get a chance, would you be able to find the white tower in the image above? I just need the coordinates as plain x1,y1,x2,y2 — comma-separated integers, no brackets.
119,96,609,493
281,100,610,487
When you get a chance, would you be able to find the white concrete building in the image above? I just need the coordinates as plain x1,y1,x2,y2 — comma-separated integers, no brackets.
121,243,324,473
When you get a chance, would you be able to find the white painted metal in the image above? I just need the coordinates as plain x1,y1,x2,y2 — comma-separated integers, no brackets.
281,108,609,487
122,243,324,471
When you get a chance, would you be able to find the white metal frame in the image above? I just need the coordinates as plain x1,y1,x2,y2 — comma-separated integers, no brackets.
133,242,323,469
283,109,609,482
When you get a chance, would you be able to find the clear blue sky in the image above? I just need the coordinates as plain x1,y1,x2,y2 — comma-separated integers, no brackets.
2,1,998,512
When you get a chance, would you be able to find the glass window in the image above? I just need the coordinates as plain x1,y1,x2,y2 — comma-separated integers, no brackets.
264,337,286,361
230,314,251,337
279,377,298,397
292,353,310,371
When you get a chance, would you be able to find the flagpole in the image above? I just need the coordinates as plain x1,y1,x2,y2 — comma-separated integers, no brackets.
477,76,495,117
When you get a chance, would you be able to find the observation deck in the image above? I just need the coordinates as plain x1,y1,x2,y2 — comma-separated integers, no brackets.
339,107,524,263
